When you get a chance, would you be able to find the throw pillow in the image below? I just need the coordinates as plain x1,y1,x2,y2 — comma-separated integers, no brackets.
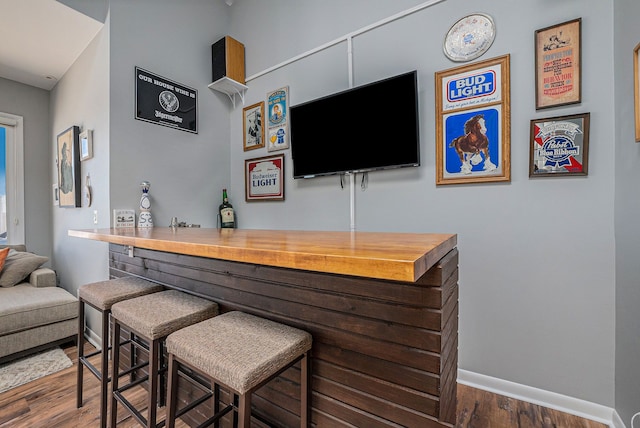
0,250,49,287
0,247,10,272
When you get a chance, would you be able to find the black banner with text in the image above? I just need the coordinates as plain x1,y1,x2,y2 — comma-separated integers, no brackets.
135,67,198,133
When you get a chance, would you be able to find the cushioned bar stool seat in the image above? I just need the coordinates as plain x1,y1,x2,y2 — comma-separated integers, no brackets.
110,289,219,428
165,311,313,428
77,276,164,428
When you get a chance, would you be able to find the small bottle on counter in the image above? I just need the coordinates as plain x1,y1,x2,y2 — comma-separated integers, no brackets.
218,188,236,228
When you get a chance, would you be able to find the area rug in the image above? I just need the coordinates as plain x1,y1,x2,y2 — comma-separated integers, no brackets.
0,347,73,393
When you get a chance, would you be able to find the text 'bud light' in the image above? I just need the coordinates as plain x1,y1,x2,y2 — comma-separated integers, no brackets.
447,71,496,102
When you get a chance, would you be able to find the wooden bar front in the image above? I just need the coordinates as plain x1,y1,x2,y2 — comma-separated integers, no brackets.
70,228,458,427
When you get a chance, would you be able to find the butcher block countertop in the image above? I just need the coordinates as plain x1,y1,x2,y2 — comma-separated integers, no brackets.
68,227,457,282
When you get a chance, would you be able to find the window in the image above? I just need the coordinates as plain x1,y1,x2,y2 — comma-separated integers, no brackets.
0,113,25,245
0,127,6,242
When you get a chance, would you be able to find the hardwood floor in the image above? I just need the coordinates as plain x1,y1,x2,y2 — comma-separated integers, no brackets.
0,342,609,428
0,342,188,428
456,384,608,428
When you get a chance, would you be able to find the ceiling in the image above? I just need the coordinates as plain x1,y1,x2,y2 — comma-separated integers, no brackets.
0,0,104,91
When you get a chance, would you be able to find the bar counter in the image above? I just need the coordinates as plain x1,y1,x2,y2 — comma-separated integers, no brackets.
70,227,459,427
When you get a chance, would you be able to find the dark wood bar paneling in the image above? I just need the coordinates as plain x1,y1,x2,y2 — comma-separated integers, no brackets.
105,242,457,427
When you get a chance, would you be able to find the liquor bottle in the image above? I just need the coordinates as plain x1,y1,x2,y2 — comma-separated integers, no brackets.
219,188,236,228
137,181,153,228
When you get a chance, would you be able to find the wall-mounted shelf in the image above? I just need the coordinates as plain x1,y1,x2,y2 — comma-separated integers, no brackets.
208,76,248,108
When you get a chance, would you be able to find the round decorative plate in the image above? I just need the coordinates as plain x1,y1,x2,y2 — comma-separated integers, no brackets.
443,13,496,62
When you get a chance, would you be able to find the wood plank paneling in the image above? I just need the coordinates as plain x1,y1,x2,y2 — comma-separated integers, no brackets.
106,244,458,427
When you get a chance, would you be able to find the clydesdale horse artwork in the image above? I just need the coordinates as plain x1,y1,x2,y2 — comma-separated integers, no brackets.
449,114,497,174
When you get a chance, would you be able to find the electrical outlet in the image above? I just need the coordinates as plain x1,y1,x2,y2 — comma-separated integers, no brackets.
93,210,98,225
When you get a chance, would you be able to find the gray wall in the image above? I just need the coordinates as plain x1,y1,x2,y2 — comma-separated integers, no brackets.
108,0,231,229
43,0,640,421
57,0,108,23
50,13,110,339
614,0,640,424
0,78,51,259
228,0,617,408
51,0,232,339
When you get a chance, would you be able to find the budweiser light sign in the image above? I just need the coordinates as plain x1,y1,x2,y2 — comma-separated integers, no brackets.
135,67,198,133
442,65,502,112
246,155,284,201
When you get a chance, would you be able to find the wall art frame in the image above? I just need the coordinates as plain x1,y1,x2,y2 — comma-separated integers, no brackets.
634,42,640,142
244,153,284,201
56,125,81,207
79,129,93,160
535,18,582,110
113,209,136,228
135,66,198,134
243,101,265,151
266,86,289,152
435,54,511,185
529,112,590,177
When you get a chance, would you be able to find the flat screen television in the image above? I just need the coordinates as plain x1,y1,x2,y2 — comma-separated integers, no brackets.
290,70,420,179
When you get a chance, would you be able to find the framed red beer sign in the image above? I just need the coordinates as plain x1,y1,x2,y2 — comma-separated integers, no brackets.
244,154,284,201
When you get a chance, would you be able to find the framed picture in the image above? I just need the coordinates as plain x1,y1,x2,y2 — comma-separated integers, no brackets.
266,86,289,152
52,184,59,206
113,209,135,228
529,112,590,177
244,154,284,201
79,129,93,160
634,42,640,142
135,67,198,133
56,125,81,207
435,54,511,185
535,18,581,110
243,101,265,151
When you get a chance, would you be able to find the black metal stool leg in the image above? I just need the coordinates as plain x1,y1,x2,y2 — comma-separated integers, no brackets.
213,383,220,428
109,320,121,428
159,340,167,407
237,393,250,428
99,309,110,428
300,352,310,428
165,354,179,428
76,299,85,409
147,338,160,428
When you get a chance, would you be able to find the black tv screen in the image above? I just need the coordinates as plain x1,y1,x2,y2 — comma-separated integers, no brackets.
290,70,420,178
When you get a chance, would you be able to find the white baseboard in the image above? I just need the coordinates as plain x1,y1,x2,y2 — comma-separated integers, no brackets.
458,369,623,428
613,411,627,428
83,327,102,351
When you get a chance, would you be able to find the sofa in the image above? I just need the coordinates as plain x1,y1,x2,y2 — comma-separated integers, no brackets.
0,245,78,364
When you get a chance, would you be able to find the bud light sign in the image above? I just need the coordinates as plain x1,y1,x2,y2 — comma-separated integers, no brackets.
441,64,502,112
435,55,510,184
447,71,496,103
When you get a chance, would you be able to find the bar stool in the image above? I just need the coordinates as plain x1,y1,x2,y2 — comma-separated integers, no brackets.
77,276,164,428
110,289,219,428
165,311,313,428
